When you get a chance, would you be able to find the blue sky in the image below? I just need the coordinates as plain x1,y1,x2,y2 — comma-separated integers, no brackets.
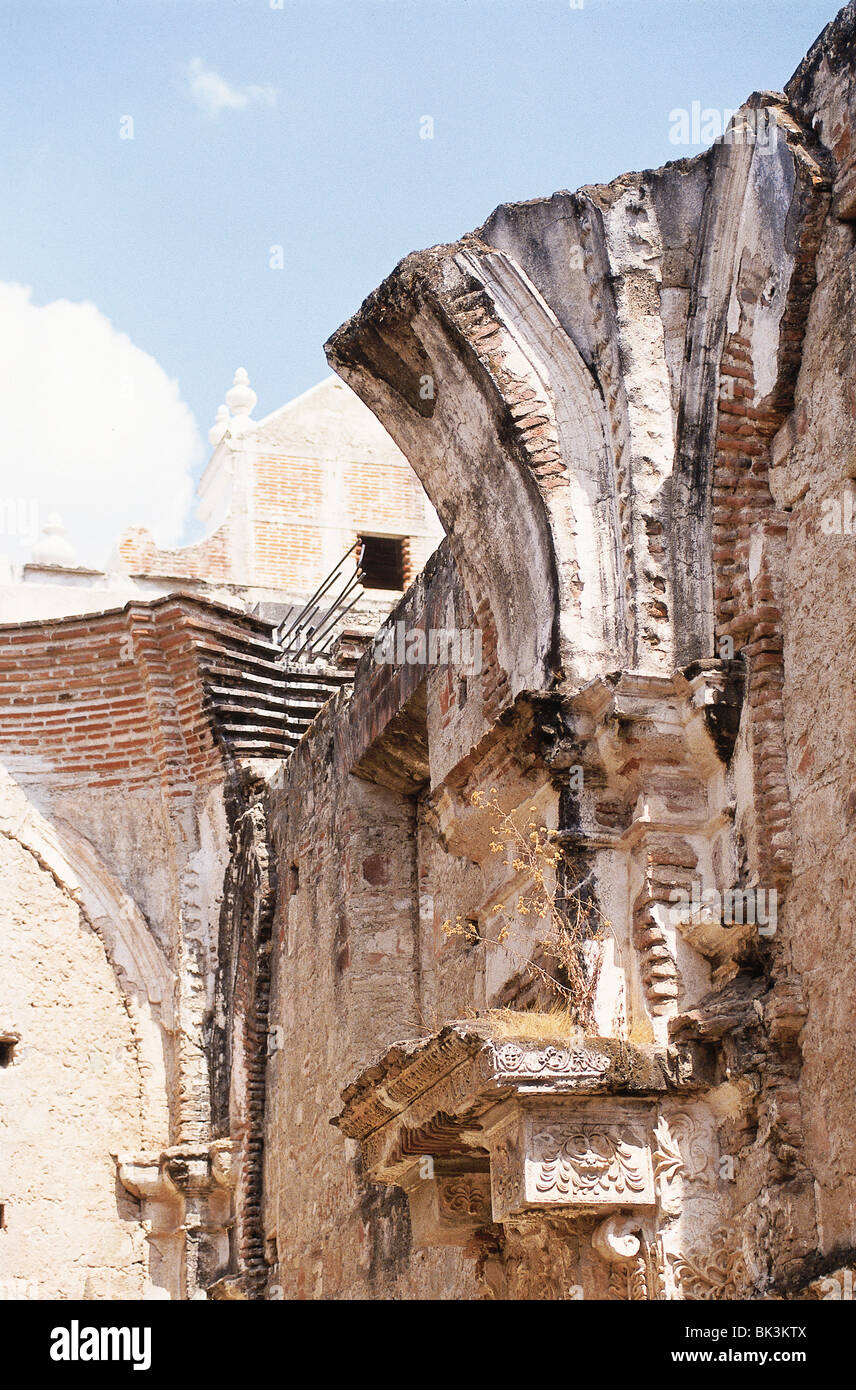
0,0,842,560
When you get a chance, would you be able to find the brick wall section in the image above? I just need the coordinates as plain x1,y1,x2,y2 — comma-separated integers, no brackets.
213,783,276,1296
119,447,440,596
473,597,510,726
333,543,511,782
254,449,436,591
712,163,829,891
119,523,236,585
444,279,567,495
261,611,478,1300
337,550,450,779
0,597,283,794
702,151,831,1289
632,838,698,1016
0,614,162,791
250,522,325,592
713,333,791,888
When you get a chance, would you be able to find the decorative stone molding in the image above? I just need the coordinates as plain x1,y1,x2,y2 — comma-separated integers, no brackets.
668,1228,749,1300
607,1259,653,1301
538,663,744,1037
595,1218,663,1301
406,1166,492,1247
116,1152,179,1216
593,1213,645,1263
498,1217,590,1301
335,1024,697,1168
333,1024,724,1298
487,1039,610,1088
653,1110,711,1185
116,1140,238,1300
489,1109,655,1220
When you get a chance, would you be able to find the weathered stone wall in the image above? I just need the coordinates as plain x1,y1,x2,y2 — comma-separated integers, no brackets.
0,834,147,1299
768,3,856,1286
0,597,283,1299
211,768,278,1295
261,552,481,1298
257,7,856,1302
5,3,856,1306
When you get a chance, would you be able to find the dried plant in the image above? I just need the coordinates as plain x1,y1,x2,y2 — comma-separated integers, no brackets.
442,788,609,1028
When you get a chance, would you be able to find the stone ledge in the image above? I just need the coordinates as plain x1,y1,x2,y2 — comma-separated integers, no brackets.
332,1022,712,1251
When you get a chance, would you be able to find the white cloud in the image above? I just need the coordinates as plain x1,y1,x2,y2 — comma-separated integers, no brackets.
0,283,202,569
187,58,277,117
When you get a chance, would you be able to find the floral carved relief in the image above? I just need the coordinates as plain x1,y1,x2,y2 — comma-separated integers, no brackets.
529,1125,653,1205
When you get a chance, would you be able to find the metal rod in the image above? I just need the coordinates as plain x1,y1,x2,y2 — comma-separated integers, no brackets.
277,565,346,643
276,540,365,665
275,540,362,646
277,559,363,654
309,594,364,659
280,606,321,659
290,577,362,656
304,573,364,652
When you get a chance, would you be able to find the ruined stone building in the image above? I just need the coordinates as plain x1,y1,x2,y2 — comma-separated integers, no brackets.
0,371,442,1298
2,4,856,1302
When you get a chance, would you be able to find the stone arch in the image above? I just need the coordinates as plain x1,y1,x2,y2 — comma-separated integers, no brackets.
0,768,174,1150
326,240,622,699
0,831,151,1297
454,247,625,682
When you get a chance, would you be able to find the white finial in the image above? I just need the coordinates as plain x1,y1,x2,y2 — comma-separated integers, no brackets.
225,367,257,419
208,404,231,448
31,512,77,567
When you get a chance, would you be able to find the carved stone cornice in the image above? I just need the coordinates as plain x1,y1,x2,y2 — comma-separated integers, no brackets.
668,1228,749,1300
116,1152,174,1205
333,1024,699,1153
536,664,746,1031
334,1025,709,1250
543,664,741,786
333,1024,737,1295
